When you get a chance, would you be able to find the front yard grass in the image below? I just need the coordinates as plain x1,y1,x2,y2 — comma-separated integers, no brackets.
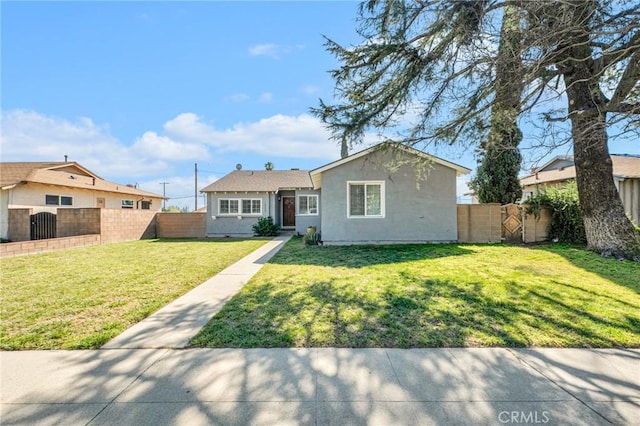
0,238,268,350
191,238,640,348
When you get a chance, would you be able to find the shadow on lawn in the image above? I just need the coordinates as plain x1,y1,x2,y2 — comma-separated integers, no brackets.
192,274,637,349
268,238,474,268
532,244,640,293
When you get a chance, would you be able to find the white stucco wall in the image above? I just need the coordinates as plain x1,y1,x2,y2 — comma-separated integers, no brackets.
7,183,162,211
0,189,9,240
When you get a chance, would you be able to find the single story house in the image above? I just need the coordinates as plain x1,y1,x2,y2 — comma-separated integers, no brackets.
520,154,640,225
201,144,471,245
1,161,164,240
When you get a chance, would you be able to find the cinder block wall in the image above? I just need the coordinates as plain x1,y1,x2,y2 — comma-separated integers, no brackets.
8,208,32,242
157,212,206,238
457,204,550,243
58,208,101,237
0,235,101,258
457,204,502,243
100,209,157,243
522,205,551,243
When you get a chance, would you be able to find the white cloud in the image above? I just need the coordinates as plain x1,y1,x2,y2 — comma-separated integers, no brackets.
225,93,251,103
133,131,210,161
248,43,303,59
1,109,349,188
258,92,273,103
248,43,290,59
300,85,320,95
160,112,340,160
0,110,208,179
0,109,168,177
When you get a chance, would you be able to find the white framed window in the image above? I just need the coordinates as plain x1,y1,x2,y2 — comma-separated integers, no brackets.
298,194,318,215
242,199,262,215
348,181,385,218
46,195,74,206
219,199,239,215
219,198,261,215
121,199,134,209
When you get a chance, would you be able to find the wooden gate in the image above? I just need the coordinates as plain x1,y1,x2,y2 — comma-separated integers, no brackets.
501,204,522,243
30,212,57,240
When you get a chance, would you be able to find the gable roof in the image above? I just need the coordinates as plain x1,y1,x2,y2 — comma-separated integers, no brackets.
201,169,313,193
1,162,163,198
310,143,471,189
520,154,640,186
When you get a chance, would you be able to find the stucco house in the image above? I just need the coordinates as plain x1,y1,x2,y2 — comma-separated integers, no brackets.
202,144,471,245
520,154,640,225
1,161,164,240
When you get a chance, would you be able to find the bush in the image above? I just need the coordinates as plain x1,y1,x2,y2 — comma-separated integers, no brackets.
526,182,586,244
252,216,280,236
303,231,321,246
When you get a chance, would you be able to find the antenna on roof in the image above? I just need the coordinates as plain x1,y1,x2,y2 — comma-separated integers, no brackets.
64,155,68,162
236,163,242,170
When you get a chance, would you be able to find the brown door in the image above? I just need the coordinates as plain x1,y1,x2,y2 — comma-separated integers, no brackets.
97,198,106,208
283,197,296,227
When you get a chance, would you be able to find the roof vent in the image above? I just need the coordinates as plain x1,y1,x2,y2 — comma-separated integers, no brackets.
236,163,242,170
291,168,299,170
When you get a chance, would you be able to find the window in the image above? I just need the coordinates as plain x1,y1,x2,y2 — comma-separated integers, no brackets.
45,195,73,206
298,195,318,215
242,199,262,215
45,195,59,205
141,201,152,210
219,199,239,215
348,181,384,218
220,198,261,215
121,199,134,209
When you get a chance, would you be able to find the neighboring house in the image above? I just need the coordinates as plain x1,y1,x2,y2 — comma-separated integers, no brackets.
1,161,164,240
201,144,471,244
520,154,640,225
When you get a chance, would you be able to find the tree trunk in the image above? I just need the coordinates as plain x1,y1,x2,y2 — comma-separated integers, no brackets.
569,112,640,260
563,56,640,262
560,4,640,260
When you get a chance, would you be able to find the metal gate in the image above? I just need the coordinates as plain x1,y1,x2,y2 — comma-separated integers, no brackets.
30,212,57,240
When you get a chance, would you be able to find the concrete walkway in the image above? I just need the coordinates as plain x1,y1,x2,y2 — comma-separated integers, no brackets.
102,234,293,349
2,236,639,424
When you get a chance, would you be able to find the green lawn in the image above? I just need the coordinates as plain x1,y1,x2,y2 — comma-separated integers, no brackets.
191,237,640,348
0,238,268,350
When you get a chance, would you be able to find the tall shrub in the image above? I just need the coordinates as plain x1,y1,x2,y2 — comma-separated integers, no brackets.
526,182,586,244
252,216,280,237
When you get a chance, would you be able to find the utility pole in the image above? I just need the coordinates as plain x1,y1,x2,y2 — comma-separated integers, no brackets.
194,163,198,212
160,182,169,211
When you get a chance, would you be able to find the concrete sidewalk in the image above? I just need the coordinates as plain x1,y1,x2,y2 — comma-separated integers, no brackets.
102,234,292,349
1,348,638,425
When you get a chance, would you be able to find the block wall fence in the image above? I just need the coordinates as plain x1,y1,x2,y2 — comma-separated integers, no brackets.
1,205,550,258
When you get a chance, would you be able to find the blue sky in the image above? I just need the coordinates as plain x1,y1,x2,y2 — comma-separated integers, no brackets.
2,1,638,210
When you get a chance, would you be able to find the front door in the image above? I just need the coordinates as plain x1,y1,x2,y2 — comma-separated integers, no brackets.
96,198,106,208
282,196,296,227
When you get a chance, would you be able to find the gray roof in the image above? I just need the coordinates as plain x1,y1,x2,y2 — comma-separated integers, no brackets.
201,170,313,193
